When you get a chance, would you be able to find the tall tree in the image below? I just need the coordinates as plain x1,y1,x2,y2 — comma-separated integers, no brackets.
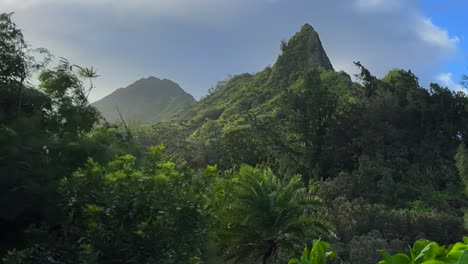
455,143,468,229
282,68,337,181
0,13,113,254
214,166,333,264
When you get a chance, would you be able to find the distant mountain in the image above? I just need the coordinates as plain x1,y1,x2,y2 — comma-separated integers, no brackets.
92,76,195,123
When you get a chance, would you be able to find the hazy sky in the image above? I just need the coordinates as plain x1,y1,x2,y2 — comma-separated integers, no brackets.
1,0,467,101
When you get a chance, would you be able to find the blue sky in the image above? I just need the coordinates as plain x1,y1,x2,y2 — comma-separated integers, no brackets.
421,0,468,90
1,0,467,101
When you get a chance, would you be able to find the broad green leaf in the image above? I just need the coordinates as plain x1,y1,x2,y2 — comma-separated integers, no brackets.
436,256,459,264
301,246,308,262
456,251,468,264
391,253,411,264
326,251,337,259
415,242,438,263
421,260,447,264
288,259,300,264
311,240,329,264
412,240,433,261
379,250,395,264
449,243,468,254
448,243,468,259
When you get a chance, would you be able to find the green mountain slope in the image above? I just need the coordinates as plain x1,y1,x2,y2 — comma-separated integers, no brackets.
182,24,338,123
151,24,358,170
148,23,467,211
92,76,195,123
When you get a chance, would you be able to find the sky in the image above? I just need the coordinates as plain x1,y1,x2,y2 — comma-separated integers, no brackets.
1,0,467,101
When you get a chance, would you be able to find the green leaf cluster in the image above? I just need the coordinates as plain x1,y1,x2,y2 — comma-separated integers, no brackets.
288,240,336,264
378,238,468,264
212,166,334,264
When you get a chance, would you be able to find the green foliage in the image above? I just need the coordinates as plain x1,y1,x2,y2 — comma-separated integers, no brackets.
346,231,406,264
0,13,50,85
378,238,468,264
282,68,338,180
323,196,463,257
2,245,53,264
57,148,209,263
213,166,333,264
0,13,133,255
455,143,468,232
3,146,211,263
288,240,336,264
455,143,468,195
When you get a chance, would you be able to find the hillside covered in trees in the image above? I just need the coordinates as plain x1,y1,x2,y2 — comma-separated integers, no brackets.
1,13,467,264
92,76,195,123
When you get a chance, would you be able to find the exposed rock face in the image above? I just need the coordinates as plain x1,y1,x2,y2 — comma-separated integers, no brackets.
274,24,334,75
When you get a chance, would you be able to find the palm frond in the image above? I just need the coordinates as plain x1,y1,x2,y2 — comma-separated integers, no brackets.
216,165,334,263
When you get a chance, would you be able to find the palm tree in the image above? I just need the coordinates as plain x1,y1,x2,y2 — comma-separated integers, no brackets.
215,165,334,264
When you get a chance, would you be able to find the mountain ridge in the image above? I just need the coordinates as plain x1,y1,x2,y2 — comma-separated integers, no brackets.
179,23,337,122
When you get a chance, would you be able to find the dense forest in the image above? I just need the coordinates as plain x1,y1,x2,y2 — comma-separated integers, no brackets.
1,13,467,264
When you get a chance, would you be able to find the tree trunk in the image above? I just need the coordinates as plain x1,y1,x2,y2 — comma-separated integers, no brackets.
263,244,276,264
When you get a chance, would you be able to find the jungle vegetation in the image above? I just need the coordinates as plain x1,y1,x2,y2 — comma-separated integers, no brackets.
1,13,467,264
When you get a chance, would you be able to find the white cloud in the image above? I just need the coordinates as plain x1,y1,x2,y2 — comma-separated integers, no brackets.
436,72,466,92
353,0,459,52
0,0,213,8
414,16,459,51
0,0,38,9
354,0,403,12
0,0,248,21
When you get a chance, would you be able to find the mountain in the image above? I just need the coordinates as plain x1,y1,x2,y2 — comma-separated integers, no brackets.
181,24,339,123
136,24,468,264
92,76,195,123
151,23,356,167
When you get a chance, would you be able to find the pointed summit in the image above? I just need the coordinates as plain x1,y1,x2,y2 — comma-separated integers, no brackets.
274,24,334,74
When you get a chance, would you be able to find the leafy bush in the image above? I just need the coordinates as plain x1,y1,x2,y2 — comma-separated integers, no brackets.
378,237,468,264
212,166,334,264
3,146,212,264
288,240,336,264
347,231,405,264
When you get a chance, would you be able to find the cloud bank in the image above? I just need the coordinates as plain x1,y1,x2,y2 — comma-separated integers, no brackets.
436,72,466,92
0,0,250,21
